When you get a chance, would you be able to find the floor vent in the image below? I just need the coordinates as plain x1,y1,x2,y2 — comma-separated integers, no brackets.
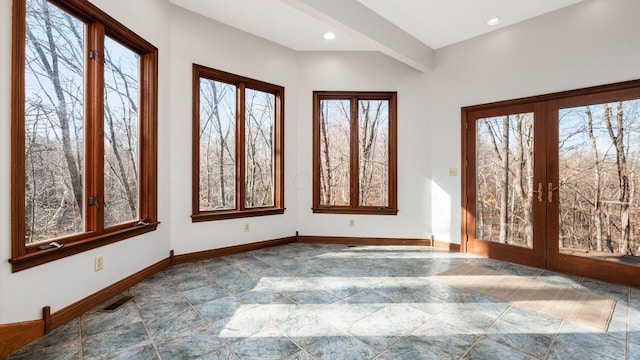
100,295,134,312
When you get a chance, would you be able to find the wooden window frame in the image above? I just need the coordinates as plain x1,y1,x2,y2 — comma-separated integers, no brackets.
191,64,285,222
312,91,398,215
10,0,159,272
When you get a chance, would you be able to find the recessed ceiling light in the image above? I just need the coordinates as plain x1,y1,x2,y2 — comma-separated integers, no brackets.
487,17,502,26
323,32,336,40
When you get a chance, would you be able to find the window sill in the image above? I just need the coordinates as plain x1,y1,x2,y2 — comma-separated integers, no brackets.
191,208,286,222
9,222,159,272
312,207,398,215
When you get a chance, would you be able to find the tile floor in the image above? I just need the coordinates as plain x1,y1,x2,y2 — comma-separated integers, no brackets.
6,243,640,360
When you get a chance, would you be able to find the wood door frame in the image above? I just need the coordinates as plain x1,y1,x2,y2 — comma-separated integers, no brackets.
463,103,546,268
546,87,640,288
461,79,640,287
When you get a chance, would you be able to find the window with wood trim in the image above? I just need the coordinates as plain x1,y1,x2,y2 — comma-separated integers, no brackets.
312,91,398,214
11,0,158,271
192,65,285,221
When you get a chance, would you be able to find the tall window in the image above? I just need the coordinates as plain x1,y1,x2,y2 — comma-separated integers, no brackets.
192,65,284,221
312,91,398,214
11,0,158,271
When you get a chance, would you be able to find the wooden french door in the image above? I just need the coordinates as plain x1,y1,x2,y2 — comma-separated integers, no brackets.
464,103,547,269
463,80,640,287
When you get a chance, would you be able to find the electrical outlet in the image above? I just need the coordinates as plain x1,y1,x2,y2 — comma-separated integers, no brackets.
95,255,103,272
448,168,458,176
349,219,355,227
244,223,250,232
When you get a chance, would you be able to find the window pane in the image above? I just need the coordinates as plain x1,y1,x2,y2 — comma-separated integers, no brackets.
475,113,534,248
104,36,140,226
24,0,85,244
559,100,640,262
319,99,351,206
245,89,275,208
358,100,389,206
199,79,236,210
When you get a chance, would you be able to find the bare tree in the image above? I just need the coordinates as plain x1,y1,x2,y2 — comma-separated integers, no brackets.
23,0,148,238
104,39,139,223
199,80,235,210
27,1,83,215
319,101,333,205
359,100,387,206
499,116,510,244
319,100,350,206
24,0,85,241
603,102,632,255
586,106,604,251
245,89,275,207
513,114,533,247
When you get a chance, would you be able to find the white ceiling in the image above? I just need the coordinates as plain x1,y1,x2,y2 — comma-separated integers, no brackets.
169,0,584,71
359,0,584,49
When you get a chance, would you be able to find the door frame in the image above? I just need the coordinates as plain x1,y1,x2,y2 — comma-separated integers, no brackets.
461,79,640,287
463,102,546,269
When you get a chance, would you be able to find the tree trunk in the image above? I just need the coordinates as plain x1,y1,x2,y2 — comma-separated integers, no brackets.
499,116,510,244
513,114,533,247
586,106,603,251
604,102,631,255
320,102,333,205
105,109,136,218
28,6,83,216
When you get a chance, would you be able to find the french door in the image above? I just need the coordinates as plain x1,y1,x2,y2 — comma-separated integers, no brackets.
463,80,640,287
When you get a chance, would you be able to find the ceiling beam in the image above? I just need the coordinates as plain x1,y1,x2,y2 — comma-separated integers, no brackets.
280,0,434,72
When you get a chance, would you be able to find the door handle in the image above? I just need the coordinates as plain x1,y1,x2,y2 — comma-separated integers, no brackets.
535,182,543,202
548,183,559,202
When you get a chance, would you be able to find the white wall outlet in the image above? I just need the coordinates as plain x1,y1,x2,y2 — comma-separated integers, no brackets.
349,219,355,227
244,223,250,232
448,168,458,176
95,255,103,272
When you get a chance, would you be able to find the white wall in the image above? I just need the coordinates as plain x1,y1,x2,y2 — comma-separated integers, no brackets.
1,0,639,324
0,0,173,323
295,52,433,239
168,6,299,255
427,0,640,243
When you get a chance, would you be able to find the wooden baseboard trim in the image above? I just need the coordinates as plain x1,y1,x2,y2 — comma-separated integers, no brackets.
297,235,431,246
172,236,297,265
0,319,44,358
49,258,170,331
432,239,461,252
43,306,51,334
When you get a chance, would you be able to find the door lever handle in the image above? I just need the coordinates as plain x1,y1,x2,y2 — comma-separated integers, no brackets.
548,183,559,202
536,182,543,202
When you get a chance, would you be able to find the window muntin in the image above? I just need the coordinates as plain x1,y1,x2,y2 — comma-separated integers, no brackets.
313,92,398,215
192,65,285,221
12,0,158,271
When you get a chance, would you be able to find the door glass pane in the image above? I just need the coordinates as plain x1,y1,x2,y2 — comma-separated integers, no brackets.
104,36,139,227
559,100,640,265
319,100,351,206
476,113,534,248
245,89,275,208
24,0,85,244
358,100,389,207
199,79,236,211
